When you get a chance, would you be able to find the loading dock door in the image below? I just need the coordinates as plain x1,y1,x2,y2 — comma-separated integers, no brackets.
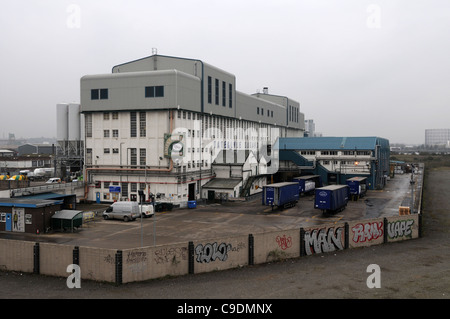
5,213,11,231
188,183,195,201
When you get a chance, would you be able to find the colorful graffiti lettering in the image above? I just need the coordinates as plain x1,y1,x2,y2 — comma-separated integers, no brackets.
304,227,344,255
388,219,414,239
352,221,384,243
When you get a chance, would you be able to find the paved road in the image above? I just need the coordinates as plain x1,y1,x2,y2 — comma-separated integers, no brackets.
1,168,448,303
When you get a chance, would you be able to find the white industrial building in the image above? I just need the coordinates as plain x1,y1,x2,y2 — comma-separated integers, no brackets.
79,54,305,203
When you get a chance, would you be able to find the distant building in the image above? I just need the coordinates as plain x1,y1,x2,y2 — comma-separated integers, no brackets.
425,129,450,147
278,136,390,190
18,143,54,156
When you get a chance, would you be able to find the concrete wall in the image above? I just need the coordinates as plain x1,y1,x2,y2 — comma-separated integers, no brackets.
0,214,420,284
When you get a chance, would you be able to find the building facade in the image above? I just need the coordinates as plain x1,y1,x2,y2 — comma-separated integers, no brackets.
278,136,390,190
80,54,305,203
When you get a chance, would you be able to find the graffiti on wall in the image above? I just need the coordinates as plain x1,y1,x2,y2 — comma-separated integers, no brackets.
388,219,414,239
154,247,188,264
304,226,344,255
195,242,232,263
195,241,245,263
352,221,384,243
276,235,292,250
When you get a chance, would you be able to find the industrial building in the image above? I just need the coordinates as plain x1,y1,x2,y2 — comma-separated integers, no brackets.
277,136,390,190
79,54,305,203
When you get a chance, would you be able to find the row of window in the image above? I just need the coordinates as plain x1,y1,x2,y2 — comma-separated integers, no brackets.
91,86,164,101
207,76,232,108
256,107,274,118
288,105,300,123
300,150,373,156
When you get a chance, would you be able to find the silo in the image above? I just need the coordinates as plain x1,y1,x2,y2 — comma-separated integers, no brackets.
56,103,69,141
68,103,81,141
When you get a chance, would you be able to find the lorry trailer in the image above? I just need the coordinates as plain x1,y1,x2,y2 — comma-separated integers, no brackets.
262,182,299,209
346,176,368,200
314,185,349,214
292,175,322,195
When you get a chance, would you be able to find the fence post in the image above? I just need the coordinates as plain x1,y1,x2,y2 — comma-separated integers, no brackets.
344,223,349,249
33,243,40,274
73,246,79,266
188,241,194,275
300,228,305,257
383,218,388,243
248,234,254,266
115,250,122,285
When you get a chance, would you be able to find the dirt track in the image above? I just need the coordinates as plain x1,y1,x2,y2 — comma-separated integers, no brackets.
0,167,449,300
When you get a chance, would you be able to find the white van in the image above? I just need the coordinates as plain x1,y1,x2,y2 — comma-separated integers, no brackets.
140,203,155,218
103,201,140,222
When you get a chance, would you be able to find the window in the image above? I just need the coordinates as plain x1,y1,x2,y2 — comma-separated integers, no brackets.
112,148,119,154
145,86,164,98
229,83,233,108
139,112,146,137
112,112,119,119
103,112,109,120
257,107,259,115
104,181,110,189
140,148,146,167
112,129,119,138
222,81,226,107
215,79,219,105
91,89,108,100
85,114,92,137
104,148,110,154
207,76,212,104
121,182,128,198
104,130,110,138
130,148,137,167
86,149,92,165
130,112,137,137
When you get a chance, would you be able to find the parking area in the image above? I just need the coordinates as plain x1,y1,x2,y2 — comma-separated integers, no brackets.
1,172,419,250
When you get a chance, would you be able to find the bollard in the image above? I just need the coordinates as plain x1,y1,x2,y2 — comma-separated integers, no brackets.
33,243,40,274
188,241,194,274
248,234,254,266
115,250,122,285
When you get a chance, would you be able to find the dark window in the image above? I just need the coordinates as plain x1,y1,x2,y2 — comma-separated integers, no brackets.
100,89,108,99
155,86,164,97
215,79,219,105
91,89,108,100
145,86,164,98
222,81,226,107
91,89,99,100
229,83,232,108
130,112,137,137
207,76,212,104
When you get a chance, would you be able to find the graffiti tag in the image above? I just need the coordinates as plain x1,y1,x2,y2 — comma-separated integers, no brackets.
304,227,344,255
195,242,232,263
154,247,188,264
388,219,414,239
352,221,384,243
276,235,292,250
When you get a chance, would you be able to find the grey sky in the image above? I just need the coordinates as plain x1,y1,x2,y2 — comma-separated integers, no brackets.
1,0,449,144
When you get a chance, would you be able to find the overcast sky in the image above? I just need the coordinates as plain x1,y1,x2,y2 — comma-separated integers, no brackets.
1,0,449,144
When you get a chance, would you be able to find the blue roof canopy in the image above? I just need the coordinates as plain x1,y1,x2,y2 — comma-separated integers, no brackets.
276,137,389,151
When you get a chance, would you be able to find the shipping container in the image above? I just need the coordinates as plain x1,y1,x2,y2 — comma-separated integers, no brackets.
292,175,322,195
314,185,349,214
262,182,299,209
346,176,368,200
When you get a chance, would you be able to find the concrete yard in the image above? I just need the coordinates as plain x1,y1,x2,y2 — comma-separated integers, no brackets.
0,171,421,250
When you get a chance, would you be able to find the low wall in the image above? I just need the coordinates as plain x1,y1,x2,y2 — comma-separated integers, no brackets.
0,214,421,284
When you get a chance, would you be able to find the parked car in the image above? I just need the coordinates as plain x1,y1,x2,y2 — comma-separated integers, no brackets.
102,201,140,222
46,177,61,184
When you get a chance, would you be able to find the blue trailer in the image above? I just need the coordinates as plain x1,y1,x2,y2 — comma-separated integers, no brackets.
346,177,368,200
262,182,299,209
292,175,322,195
314,185,349,214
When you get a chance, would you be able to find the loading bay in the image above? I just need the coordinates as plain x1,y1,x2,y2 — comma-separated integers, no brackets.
1,171,422,250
